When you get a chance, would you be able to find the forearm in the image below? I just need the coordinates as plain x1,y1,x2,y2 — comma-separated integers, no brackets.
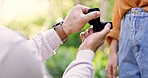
28,29,62,61
62,50,95,78
109,39,118,56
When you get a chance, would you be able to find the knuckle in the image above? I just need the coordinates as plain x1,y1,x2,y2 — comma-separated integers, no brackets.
73,4,81,10
93,12,98,18
98,33,104,38
113,65,117,68
76,4,81,7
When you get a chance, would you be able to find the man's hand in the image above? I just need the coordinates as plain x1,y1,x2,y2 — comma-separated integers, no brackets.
78,23,111,52
106,39,118,78
62,4,100,36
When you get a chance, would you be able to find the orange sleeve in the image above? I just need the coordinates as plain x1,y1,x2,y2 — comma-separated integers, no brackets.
106,0,121,45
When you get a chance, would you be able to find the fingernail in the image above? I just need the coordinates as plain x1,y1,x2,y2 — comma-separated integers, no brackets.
106,23,111,28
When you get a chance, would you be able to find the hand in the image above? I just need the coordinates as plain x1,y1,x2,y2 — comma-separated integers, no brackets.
62,4,100,36
106,39,118,78
78,23,111,52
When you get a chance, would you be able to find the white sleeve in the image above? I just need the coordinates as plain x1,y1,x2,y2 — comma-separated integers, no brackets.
62,50,95,78
28,29,63,61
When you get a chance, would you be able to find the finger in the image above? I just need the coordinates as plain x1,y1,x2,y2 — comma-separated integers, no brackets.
80,32,85,42
84,11,100,22
100,23,111,36
106,66,112,78
84,30,90,38
78,4,90,14
113,67,117,78
88,28,94,34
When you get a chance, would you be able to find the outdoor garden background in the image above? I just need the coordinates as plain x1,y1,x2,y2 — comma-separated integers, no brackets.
0,0,115,78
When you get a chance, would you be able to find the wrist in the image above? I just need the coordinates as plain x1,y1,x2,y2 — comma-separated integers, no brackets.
53,22,68,42
109,48,118,56
110,39,118,53
79,45,96,52
62,22,71,36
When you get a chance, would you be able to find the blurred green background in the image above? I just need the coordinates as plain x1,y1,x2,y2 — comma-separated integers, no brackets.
0,0,115,78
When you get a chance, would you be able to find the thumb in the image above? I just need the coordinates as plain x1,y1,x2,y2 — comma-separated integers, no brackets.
85,11,100,22
100,23,111,36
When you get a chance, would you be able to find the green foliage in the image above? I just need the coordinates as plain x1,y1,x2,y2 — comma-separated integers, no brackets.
94,48,109,78
33,17,46,26
45,46,77,78
107,0,115,21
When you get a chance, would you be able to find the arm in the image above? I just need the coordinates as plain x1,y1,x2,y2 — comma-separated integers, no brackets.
63,24,111,78
28,4,101,61
106,39,118,78
28,29,63,61
62,50,95,78
106,0,120,78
